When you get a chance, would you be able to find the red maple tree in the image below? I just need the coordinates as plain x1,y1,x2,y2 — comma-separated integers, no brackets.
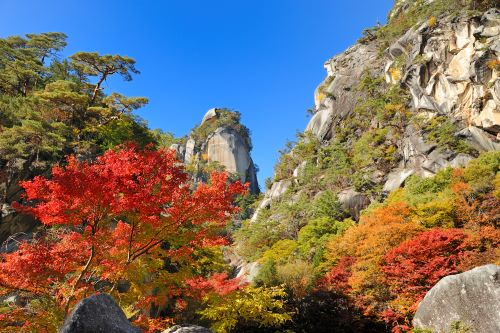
0,144,247,332
381,228,468,332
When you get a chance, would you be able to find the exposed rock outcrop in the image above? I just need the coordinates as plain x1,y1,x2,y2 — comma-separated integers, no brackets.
311,42,383,141
60,294,141,333
337,188,371,221
173,108,259,194
239,7,500,283
163,325,213,333
310,8,500,190
0,160,43,246
413,264,500,333
207,127,253,184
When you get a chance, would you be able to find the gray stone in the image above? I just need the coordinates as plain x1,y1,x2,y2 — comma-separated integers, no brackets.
206,127,251,183
383,168,415,192
293,161,307,179
305,107,334,141
250,197,272,223
184,138,196,164
201,108,218,125
235,261,260,283
267,179,292,200
482,8,500,25
337,188,370,221
449,153,474,168
457,126,500,151
422,149,453,174
163,325,212,333
169,143,185,161
60,294,141,333
413,264,500,333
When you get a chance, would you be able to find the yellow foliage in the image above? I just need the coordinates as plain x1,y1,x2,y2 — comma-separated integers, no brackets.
494,173,500,199
260,239,297,265
412,192,456,228
389,67,401,82
325,203,421,313
199,286,292,333
487,59,500,71
428,16,437,28
276,260,314,297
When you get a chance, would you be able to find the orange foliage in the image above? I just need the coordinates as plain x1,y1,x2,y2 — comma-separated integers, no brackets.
325,202,421,315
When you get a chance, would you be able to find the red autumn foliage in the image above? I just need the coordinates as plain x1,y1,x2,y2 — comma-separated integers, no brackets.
186,272,244,298
0,144,247,331
382,228,467,302
381,228,468,332
318,256,356,293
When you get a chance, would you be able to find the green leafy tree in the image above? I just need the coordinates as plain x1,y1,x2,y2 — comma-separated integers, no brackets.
70,52,139,103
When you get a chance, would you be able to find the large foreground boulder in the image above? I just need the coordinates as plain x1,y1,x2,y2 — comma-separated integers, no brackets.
60,293,141,333
413,264,500,333
163,325,213,333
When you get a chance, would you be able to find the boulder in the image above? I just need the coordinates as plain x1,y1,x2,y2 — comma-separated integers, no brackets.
60,294,141,333
267,179,292,200
206,127,252,184
163,325,212,333
337,188,370,221
457,126,500,151
383,168,415,192
413,264,500,333
184,138,196,164
305,107,333,141
201,108,218,125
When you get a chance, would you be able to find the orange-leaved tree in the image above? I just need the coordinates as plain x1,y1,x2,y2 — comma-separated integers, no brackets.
323,202,421,316
0,144,247,332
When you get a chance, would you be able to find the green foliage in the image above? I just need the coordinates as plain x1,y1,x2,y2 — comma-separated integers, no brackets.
424,116,473,154
311,190,346,220
450,320,471,333
0,32,158,172
149,129,178,149
462,150,500,192
234,211,283,262
254,259,280,287
96,114,156,150
199,286,292,333
274,131,322,182
411,328,432,333
0,118,68,167
297,217,353,259
260,239,298,265
376,0,472,52
403,168,453,206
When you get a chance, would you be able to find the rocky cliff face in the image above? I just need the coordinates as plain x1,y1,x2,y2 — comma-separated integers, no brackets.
313,8,500,191
236,7,500,281
172,108,259,194
273,7,499,209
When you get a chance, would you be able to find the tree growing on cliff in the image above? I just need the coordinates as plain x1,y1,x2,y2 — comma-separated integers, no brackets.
70,52,139,103
0,144,247,332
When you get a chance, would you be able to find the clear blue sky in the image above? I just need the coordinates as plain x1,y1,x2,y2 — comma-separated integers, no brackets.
0,0,394,188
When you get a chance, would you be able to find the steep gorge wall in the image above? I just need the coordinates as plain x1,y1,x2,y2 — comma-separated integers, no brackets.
271,8,499,210
235,7,500,280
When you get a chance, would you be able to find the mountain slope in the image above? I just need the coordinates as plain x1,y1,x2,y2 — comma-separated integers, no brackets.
232,2,500,332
